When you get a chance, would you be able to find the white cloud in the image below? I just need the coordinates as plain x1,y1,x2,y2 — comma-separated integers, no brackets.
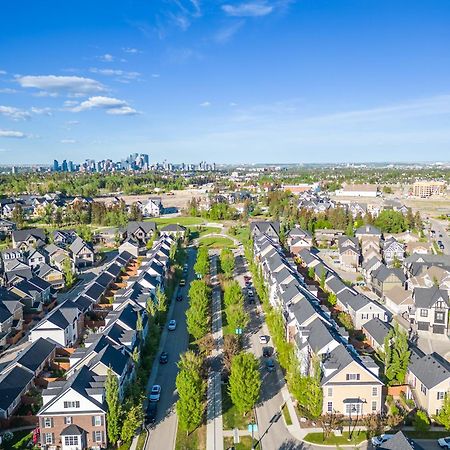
230,102,238,107
17,75,105,96
0,129,26,138
70,96,138,115
151,74,160,78
0,88,18,94
30,107,52,116
60,139,77,144
65,120,80,125
214,21,245,43
89,68,141,81
0,148,9,152
200,101,211,107
123,47,141,54
0,106,31,121
222,1,273,17
99,53,114,62
0,70,7,75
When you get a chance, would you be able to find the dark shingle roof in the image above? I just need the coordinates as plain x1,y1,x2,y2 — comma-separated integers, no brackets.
363,318,392,346
413,286,449,308
0,366,34,411
16,338,56,373
379,431,424,450
408,349,450,389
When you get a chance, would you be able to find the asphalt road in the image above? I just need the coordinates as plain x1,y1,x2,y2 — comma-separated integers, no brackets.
146,247,195,450
430,219,450,255
234,251,302,450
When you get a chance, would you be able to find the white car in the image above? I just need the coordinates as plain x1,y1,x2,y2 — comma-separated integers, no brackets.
371,434,393,447
259,335,268,344
438,437,450,448
149,385,161,402
168,319,177,331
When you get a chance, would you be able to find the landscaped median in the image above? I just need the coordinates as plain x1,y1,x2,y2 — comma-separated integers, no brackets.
304,431,368,446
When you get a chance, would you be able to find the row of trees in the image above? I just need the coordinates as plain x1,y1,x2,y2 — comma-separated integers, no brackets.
223,281,249,335
194,247,210,277
186,280,211,340
219,247,235,279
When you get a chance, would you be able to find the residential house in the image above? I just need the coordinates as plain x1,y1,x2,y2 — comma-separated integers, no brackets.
30,300,82,347
0,219,16,238
28,247,48,270
9,276,52,313
0,290,24,348
118,237,140,258
286,227,313,255
314,229,344,247
355,224,382,241
37,263,65,290
159,223,187,239
379,431,425,450
70,237,95,269
410,287,449,334
384,286,414,316
12,228,46,250
383,237,405,267
337,236,360,271
250,221,280,241
362,317,392,352
37,366,107,450
126,221,156,246
406,241,431,255
140,197,163,217
371,264,406,298
407,349,450,416
52,230,78,246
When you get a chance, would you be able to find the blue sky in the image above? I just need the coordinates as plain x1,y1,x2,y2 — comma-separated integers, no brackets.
1,0,450,164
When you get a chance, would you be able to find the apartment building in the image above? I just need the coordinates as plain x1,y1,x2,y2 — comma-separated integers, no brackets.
412,180,446,198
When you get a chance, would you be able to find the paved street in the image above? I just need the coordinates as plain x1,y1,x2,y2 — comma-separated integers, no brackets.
146,247,196,450
430,218,450,255
234,251,301,450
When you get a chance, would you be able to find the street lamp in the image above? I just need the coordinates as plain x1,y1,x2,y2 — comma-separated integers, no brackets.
348,405,357,440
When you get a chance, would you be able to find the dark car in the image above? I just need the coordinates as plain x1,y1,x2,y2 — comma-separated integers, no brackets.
266,358,275,372
176,294,183,302
262,346,272,357
159,351,168,364
145,402,158,425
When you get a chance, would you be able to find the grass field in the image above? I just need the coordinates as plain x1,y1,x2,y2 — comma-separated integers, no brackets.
222,384,254,430
151,216,205,226
223,436,255,449
175,424,206,450
198,236,236,249
304,431,367,445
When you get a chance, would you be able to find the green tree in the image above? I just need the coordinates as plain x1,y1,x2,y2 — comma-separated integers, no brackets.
228,352,261,415
320,268,327,290
328,292,337,306
146,297,156,318
169,241,177,261
308,266,315,279
220,247,235,279
194,247,209,277
62,257,75,288
383,323,410,385
226,303,249,333
120,404,144,443
11,203,24,229
186,280,210,340
413,410,430,433
155,286,167,317
105,368,122,445
136,311,143,337
131,346,139,364
435,393,450,430
176,351,206,433
374,210,406,233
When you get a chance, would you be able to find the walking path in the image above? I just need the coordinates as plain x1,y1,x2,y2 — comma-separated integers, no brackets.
206,253,224,450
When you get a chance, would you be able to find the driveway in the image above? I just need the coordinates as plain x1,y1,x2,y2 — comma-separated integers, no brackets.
146,247,196,450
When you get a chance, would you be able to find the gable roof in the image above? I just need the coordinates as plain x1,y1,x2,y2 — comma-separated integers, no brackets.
160,223,186,232
379,431,424,450
413,286,449,308
355,224,382,236
363,317,392,347
408,349,450,389
16,338,56,373
0,365,34,412
12,228,46,243
126,221,156,235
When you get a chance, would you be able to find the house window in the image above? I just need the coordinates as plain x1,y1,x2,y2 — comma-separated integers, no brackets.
372,387,378,397
327,402,333,413
44,418,52,428
94,415,102,426
345,403,362,415
436,301,444,309
64,416,72,424
63,401,80,408
346,373,360,381
64,436,79,446
421,384,427,395
420,309,428,318
372,401,377,411
93,431,103,443
437,392,445,400
45,433,53,444
327,388,333,397
435,312,445,323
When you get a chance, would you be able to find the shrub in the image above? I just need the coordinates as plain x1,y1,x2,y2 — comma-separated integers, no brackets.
413,410,430,433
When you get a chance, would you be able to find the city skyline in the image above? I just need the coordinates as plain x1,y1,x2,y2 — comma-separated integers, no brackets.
1,0,450,164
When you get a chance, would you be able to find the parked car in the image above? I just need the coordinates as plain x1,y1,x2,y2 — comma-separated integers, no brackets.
371,434,393,447
438,437,450,448
145,402,158,424
183,265,188,274
179,279,186,287
247,289,254,298
159,351,169,364
168,319,177,331
262,346,273,357
259,335,268,344
149,385,161,402
176,294,183,302
266,358,275,372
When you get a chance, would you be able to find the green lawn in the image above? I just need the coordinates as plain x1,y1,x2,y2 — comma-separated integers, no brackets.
223,436,255,450
304,431,367,445
151,216,206,226
136,432,147,450
281,403,293,426
222,384,254,430
175,424,206,450
188,225,223,240
198,236,236,249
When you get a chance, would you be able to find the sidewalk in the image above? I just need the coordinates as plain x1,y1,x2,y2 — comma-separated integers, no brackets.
206,253,224,450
